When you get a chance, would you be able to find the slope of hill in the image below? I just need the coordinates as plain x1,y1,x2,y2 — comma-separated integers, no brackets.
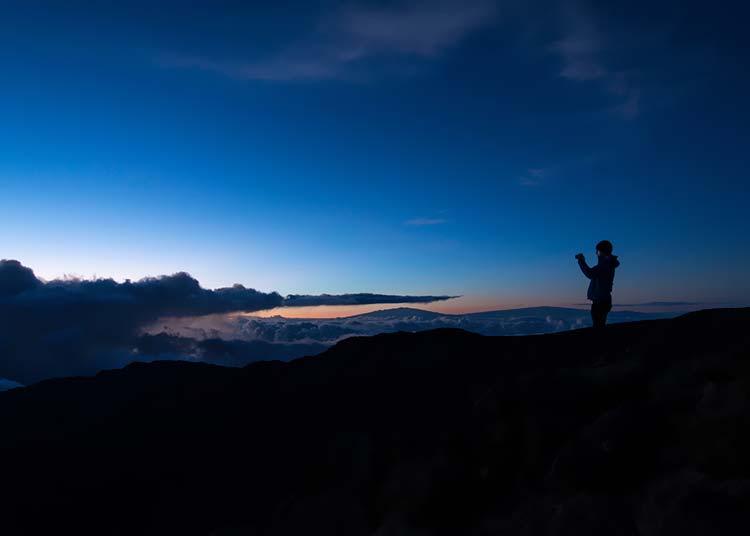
0,308,748,535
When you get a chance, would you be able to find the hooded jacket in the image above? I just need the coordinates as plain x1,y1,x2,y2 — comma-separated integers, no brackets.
578,254,620,302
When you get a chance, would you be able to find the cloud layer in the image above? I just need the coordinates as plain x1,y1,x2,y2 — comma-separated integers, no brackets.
0,260,452,383
157,306,676,352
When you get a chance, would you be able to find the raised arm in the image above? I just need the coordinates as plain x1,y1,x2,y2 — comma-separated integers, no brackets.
578,257,598,279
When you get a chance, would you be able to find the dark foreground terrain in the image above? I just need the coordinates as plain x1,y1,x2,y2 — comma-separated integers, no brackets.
1,308,749,535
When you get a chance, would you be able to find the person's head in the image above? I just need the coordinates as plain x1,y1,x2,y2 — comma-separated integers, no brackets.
596,240,613,256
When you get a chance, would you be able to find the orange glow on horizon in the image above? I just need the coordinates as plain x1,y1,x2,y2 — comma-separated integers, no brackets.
251,295,552,319
225,296,715,320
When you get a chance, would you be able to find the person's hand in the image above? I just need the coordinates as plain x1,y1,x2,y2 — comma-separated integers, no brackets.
575,253,584,261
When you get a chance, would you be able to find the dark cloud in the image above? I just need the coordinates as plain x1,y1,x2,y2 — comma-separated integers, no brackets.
0,260,42,296
0,260,454,384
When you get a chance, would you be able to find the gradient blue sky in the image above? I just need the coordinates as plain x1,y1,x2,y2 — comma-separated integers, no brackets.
2,0,748,314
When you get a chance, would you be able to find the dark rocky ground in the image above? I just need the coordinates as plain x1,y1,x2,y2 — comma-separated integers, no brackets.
1,308,749,535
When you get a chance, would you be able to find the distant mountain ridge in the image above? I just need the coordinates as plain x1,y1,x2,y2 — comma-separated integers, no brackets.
348,305,674,321
348,306,446,320
1,308,748,535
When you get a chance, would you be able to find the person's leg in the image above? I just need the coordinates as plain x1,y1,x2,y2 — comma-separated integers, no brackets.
601,298,612,327
591,299,612,329
591,301,603,328
591,301,607,329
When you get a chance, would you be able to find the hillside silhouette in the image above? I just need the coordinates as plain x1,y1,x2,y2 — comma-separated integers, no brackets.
1,308,749,535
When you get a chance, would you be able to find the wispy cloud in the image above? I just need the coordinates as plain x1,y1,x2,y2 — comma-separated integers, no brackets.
519,167,551,187
163,0,497,81
404,217,447,226
611,86,640,120
161,54,340,82
337,0,497,57
551,3,640,119
163,1,644,117
552,6,605,82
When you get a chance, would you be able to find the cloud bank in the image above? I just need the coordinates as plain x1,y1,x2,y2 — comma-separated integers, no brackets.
153,306,677,361
0,260,452,384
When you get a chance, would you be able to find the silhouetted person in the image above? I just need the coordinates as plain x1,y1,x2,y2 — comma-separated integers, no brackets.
576,240,620,329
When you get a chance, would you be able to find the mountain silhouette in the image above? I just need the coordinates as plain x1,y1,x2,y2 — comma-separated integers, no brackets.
0,308,748,535
325,305,671,325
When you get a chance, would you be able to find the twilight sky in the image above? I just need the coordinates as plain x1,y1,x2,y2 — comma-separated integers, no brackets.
2,0,749,315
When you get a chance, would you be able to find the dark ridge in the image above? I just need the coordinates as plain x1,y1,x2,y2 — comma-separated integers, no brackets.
1,308,749,535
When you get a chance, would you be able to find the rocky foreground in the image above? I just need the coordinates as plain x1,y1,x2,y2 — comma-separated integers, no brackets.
1,308,749,535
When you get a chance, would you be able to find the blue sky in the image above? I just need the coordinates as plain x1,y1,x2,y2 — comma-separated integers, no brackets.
1,0,749,313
